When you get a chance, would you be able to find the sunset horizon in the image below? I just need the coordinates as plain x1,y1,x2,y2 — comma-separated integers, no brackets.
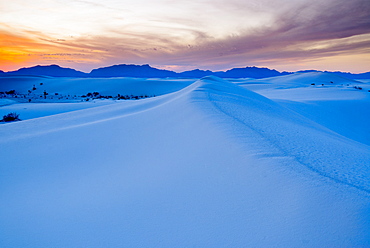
1,62,370,74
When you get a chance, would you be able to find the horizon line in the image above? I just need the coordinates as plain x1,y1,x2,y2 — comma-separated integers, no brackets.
2,63,369,74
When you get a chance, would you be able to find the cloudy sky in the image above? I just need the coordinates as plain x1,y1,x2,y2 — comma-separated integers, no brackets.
1,0,370,72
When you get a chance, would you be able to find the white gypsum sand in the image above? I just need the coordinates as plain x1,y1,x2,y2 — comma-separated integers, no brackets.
0,75,369,247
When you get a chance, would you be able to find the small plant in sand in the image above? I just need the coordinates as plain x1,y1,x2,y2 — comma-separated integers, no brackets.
0,112,21,122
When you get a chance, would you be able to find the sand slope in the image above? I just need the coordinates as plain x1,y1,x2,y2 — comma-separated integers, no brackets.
0,76,369,247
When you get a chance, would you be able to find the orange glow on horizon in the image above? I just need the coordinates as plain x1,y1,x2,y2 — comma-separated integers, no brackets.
1,31,369,74
0,33,38,70
0,31,104,72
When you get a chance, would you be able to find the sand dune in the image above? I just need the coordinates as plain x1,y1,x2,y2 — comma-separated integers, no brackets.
0,75,369,247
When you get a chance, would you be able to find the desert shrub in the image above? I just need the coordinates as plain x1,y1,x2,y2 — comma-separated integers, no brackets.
1,112,21,122
5,90,16,95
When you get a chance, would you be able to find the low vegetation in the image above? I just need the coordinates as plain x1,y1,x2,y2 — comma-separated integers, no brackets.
81,92,155,101
0,112,21,122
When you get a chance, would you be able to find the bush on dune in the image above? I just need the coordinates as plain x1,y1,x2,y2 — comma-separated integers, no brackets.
1,112,21,122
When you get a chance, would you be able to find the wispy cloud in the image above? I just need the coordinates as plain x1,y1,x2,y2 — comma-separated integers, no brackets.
72,0,370,71
154,0,370,70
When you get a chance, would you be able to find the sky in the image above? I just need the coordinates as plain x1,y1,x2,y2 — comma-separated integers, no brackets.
1,0,370,73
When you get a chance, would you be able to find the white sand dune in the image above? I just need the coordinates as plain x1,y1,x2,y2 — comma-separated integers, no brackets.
0,75,369,247
235,72,370,146
0,75,193,96
0,76,194,121
236,71,363,89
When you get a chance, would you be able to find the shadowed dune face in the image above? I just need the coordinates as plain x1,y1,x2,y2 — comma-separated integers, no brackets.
193,76,370,193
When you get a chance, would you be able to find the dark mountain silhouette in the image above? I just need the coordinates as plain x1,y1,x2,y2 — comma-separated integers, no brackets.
297,70,370,80
329,71,370,80
89,65,291,78
297,70,321,73
1,64,369,79
214,66,291,79
7,65,88,77
89,64,177,78
178,69,214,78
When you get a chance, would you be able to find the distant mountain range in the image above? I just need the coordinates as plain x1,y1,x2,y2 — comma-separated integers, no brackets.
4,65,87,78
296,70,370,80
1,64,370,79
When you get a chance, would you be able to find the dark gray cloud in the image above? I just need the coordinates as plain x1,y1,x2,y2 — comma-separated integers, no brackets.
163,0,370,68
